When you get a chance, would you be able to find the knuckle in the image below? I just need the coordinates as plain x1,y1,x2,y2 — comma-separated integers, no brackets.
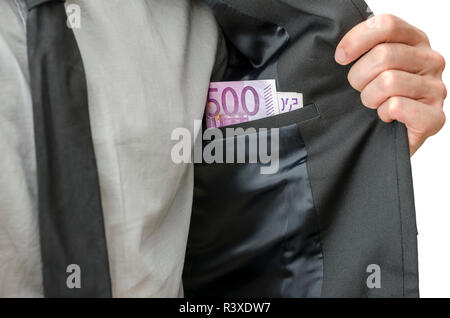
426,109,446,137
387,97,403,118
374,43,392,64
431,110,447,135
441,112,447,129
430,50,446,73
420,30,431,45
437,81,448,100
379,70,397,89
415,27,430,45
381,14,400,32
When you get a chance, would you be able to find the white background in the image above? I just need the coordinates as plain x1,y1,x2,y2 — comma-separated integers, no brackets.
365,0,450,298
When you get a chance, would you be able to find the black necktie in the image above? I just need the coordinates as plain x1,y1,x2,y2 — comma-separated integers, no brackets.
26,0,112,297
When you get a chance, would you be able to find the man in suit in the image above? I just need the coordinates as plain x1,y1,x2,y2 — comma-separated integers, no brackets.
0,0,445,297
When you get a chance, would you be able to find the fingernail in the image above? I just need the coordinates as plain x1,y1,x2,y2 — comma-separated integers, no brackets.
335,47,347,65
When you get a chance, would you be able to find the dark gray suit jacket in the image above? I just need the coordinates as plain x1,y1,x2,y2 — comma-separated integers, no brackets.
184,0,419,298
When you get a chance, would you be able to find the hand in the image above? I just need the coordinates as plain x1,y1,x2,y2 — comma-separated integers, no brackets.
335,14,447,156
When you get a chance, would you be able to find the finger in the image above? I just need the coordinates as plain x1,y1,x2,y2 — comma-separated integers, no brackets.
348,43,446,91
360,70,447,109
335,14,430,65
377,97,446,139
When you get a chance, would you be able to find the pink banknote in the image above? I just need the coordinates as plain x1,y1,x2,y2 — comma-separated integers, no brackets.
205,80,278,128
206,80,302,129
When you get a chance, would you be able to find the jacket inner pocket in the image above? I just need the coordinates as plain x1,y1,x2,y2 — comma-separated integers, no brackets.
184,110,323,297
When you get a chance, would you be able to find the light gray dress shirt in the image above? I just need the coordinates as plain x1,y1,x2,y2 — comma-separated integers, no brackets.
0,0,226,297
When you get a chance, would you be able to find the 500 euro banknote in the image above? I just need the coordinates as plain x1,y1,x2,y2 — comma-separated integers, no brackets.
206,80,303,129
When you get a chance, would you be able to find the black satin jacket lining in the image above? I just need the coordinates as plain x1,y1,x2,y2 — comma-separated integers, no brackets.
204,0,290,70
